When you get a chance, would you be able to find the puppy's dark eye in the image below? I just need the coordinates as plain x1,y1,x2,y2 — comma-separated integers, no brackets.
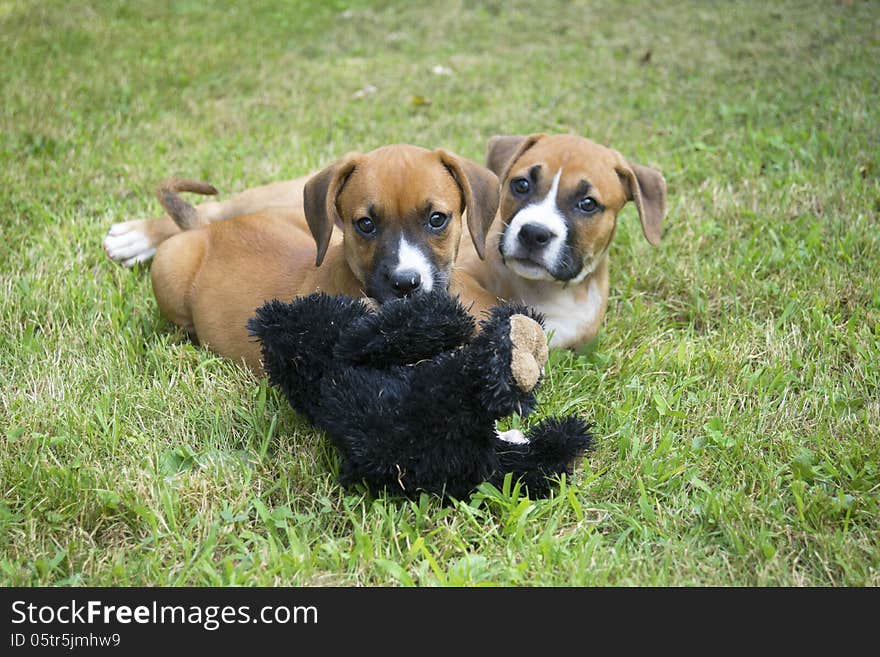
427,211,449,230
577,197,600,214
511,177,530,195
355,217,376,234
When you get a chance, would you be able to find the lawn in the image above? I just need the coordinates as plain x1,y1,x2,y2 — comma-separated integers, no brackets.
1,0,878,586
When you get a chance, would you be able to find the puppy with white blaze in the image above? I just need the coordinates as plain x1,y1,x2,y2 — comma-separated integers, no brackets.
457,133,667,349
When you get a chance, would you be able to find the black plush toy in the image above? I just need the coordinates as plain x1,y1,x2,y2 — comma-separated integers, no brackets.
248,292,593,499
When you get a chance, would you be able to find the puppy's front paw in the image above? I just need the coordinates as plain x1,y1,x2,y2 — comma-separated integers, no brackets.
103,220,156,267
509,314,549,392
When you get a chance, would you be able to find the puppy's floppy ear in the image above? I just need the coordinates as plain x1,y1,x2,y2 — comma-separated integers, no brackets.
485,133,546,181
615,157,667,247
436,149,500,260
302,153,361,266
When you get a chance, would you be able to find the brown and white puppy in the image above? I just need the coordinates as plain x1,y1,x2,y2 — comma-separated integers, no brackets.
127,144,500,372
456,133,667,348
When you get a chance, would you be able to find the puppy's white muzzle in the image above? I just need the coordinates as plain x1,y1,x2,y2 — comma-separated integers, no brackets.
394,236,435,293
501,170,567,281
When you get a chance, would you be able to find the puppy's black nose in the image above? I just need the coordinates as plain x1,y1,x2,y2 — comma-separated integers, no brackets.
518,223,555,250
391,270,422,297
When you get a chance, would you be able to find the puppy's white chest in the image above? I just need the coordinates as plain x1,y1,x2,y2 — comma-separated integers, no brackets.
533,280,602,348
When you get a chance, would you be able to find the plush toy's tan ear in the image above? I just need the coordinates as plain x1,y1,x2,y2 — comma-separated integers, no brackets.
615,157,667,246
302,154,361,266
435,149,500,260
485,133,546,181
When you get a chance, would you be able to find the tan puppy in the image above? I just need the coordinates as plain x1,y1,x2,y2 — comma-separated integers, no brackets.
116,144,501,372
456,133,667,348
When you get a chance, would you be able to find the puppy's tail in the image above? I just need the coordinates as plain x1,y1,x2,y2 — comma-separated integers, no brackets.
155,178,219,230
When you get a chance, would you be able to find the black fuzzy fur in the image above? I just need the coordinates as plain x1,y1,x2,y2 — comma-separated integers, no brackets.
248,291,593,499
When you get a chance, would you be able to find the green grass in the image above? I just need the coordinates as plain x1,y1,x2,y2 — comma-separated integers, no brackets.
1,0,878,586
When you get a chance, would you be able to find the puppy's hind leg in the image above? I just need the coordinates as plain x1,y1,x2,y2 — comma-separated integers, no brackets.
149,230,208,338
104,217,170,267
105,177,307,268
104,179,220,268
